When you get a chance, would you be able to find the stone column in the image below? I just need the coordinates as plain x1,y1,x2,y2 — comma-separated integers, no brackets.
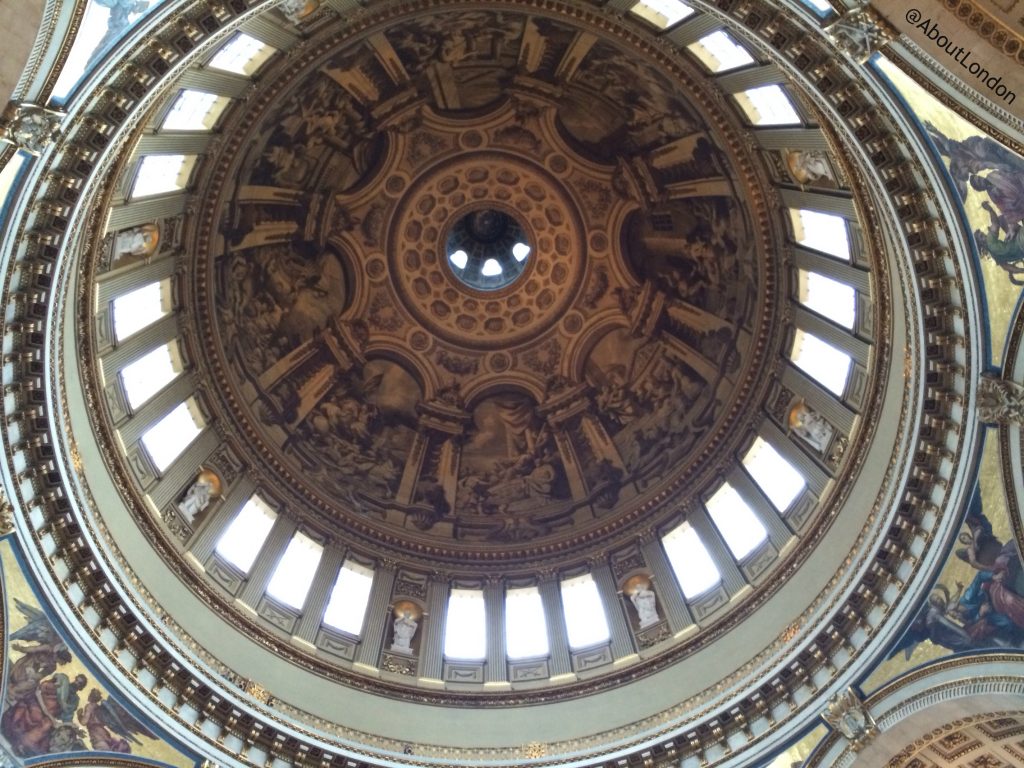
237,516,299,607
188,476,257,563
538,576,572,677
484,579,507,683
96,252,176,304
118,376,194,446
589,562,634,659
294,548,346,642
356,563,397,666
687,509,746,597
640,536,694,633
727,469,794,551
418,578,448,681
101,314,178,378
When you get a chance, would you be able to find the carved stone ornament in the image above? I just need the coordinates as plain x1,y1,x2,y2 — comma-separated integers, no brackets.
977,374,1024,425
825,5,897,64
821,687,878,750
0,102,65,156
0,488,13,536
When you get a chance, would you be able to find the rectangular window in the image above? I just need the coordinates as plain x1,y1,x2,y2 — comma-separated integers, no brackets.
322,560,375,636
688,31,755,73
705,483,767,560
120,341,182,409
140,399,203,472
130,155,197,199
662,522,721,598
742,437,806,512
266,531,324,609
560,573,610,650
790,329,852,396
444,588,486,660
629,0,694,28
505,586,549,660
735,85,801,126
112,280,171,341
215,495,277,573
161,90,231,131
790,209,851,260
798,270,856,329
207,32,276,76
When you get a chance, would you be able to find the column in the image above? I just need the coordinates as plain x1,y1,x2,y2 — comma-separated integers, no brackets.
640,536,694,633
688,509,746,597
484,580,507,683
107,195,187,231
101,314,178,378
136,132,213,155
238,516,298,607
791,246,870,293
188,475,257,562
118,376,194,445
665,14,721,46
355,563,397,666
178,69,251,98
759,419,830,496
780,188,857,219
418,578,448,681
716,63,784,94
96,252,176,304
538,577,572,677
794,306,870,365
294,548,345,642
755,128,830,151
589,562,634,659
239,15,300,50
727,468,794,550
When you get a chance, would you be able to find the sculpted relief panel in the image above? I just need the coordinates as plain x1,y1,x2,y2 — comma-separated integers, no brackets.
195,8,773,549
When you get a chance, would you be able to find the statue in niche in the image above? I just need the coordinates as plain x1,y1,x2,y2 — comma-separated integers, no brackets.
624,575,660,629
390,601,421,654
278,0,320,24
822,687,877,750
1,103,64,156
113,223,159,259
787,400,835,454
176,469,222,525
784,149,836,186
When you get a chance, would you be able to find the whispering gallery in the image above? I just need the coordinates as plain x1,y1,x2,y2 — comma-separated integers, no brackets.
2,0,1024,766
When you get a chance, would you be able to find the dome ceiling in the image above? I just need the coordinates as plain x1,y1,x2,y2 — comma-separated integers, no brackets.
194,4,775,560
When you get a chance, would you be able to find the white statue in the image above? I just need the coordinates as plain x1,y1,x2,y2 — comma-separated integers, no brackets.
630,584,660,629
113,223,159,258
177,470,221,524
789,401,834,453
391,613,418,654
785,150,835,185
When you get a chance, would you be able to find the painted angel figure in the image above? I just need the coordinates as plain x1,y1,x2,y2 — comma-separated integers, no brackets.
77,688,155,753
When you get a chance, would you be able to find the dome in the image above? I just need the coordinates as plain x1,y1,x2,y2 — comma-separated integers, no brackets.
0,0,1014,766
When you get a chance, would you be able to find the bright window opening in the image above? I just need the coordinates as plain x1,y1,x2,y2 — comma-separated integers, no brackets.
112,280,171,341
801,0,833,13
743,437,806,512
140,399,203,472
706,483,767,560
790,209,850,260
131,155,196,199
735,85,800,126
215,494,278,573
629,0,694,28
208,32,276,76
662,522,721,598
688,31,755,73
323,560,375,635
560,573,610,649
799,270,856,329
120,342,182,409
791,329,852,396
505,586,549,660
161,90,231,131
512,242,531,262
481,258,503,276
449,249,468,270
266,531,324,609
444,588,486,660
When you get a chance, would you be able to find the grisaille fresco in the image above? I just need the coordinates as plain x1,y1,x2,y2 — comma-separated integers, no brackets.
209,9,762,543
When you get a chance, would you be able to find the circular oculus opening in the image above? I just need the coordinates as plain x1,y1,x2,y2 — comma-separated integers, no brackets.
445,208,531,291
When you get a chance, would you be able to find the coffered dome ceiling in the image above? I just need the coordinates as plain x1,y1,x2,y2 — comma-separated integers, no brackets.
192,5,775,560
